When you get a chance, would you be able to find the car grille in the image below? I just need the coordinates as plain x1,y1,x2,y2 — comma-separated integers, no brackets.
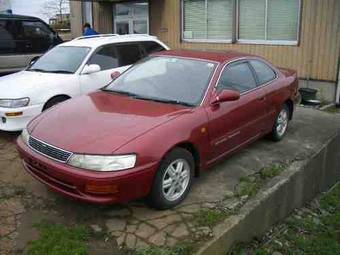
28,136,72,162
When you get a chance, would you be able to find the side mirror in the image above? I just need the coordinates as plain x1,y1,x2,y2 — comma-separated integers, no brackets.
111,71,121,80
211,89,240,105
82,64,101,75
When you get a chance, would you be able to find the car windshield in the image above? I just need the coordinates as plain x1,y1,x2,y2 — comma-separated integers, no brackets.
28,46,90,74
104,56,216,106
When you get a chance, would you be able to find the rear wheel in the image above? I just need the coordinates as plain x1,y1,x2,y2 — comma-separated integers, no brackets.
43,96,69,111
147,148,194,210
271,104,290,141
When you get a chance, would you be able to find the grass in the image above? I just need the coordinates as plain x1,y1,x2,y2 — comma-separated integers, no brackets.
229,183,340,255
193,209,226,228
235,164,286,198
136,242,194,255
323,105,340,114
259,164,285,179
27,221,92,255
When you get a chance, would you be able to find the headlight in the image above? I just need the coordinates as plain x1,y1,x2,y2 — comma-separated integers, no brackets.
0,98,30,108
67,154,137,172
21,127,30,145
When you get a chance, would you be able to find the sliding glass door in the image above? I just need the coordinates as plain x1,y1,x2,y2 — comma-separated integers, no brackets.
114,1,149,35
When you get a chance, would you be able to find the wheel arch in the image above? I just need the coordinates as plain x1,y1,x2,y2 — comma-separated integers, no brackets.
284,99,294,120
43,94,72,111
163,141,201,178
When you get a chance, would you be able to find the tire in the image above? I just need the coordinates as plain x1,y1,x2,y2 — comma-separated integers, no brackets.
147,148,195,210
271,104,290,142
43,96,69,111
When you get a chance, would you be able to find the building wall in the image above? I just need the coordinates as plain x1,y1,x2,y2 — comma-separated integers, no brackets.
150,0,340,83
93,1,113,34
69,0,83,39
71,0,340,84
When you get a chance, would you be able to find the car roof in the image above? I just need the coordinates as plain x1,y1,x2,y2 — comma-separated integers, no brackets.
0,13,43,21
152,50,255,64
61,34,164,49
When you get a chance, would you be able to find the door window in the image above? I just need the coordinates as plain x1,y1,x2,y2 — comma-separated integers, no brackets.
249,60,276,85
141,41,166,55
87,44,119,71
114,1,149,34
0,20,17,54
22,21,54,53
116,44,142,66
218,62,257,93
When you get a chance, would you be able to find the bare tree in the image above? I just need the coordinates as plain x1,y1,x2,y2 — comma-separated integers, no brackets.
41,0,69,20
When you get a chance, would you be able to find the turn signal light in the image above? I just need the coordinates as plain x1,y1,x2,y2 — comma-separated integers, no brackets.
85,183,119,194
5,112,23,117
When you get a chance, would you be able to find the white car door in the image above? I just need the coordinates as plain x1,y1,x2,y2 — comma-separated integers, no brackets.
79,43,143,94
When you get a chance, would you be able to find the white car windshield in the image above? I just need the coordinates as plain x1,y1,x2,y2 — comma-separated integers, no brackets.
28,46,90,74
104,56,216,106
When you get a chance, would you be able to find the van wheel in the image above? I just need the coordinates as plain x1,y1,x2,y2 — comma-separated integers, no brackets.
147,148,194,210
43,96,70,111
271,104,290,141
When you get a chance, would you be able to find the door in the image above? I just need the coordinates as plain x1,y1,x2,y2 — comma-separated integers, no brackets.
113,1,149,35
206,61,269,163
79,43,144,94
0,19,37,73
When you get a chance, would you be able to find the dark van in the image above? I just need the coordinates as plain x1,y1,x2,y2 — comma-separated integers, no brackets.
0,14,62,75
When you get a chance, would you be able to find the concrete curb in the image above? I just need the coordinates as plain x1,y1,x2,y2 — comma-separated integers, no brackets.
196,132,340,255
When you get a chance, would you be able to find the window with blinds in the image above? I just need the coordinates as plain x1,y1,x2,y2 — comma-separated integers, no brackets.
183,0,233,41
182,0,300,45
238,0,299,43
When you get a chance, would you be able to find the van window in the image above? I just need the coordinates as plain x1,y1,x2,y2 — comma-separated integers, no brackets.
0,20,26,54
22,20,54,53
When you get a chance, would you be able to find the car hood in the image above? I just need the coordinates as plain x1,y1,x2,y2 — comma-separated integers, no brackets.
29,91,191,154
0,71,72,98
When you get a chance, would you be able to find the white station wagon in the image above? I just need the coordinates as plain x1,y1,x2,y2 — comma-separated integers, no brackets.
0,34,169,131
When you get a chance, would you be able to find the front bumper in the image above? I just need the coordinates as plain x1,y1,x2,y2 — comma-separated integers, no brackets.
16,137,157,204
0,104,43,131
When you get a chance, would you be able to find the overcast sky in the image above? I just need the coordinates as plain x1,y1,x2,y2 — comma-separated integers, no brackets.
11,0,69,22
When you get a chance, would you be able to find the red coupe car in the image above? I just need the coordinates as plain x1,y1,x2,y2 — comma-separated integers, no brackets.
17,50,299,209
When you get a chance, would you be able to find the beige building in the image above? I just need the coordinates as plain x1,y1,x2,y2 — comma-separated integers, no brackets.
70,0,340,102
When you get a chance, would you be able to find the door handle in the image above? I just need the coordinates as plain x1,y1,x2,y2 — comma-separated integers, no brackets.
257,96,266,101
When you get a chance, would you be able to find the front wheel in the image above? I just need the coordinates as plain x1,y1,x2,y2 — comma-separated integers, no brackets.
271,104,290,141
147,148,194,210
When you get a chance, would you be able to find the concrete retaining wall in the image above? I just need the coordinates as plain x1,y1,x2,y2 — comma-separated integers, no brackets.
197,132,340,255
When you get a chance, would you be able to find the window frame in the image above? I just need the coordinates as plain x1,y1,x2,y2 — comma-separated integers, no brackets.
86,43,119,71
181,0,235,43
181,0,302,46
215,58,278,96
216,60,258,94
248,59,278,86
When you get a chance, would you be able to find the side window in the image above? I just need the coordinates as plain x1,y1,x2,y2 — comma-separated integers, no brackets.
141,41,166,55
22,20,54,53
0,20,16,54
116,43,142,66
249,60,276,85
218,62,257,93
87,45,118,71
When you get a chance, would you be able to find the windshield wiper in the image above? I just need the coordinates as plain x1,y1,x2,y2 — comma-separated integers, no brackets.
101,89,194,107
133,96,195,107
49,70,73,74
101,89,140,98
28,68,48,73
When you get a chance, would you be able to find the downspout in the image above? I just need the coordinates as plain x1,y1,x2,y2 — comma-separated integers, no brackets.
336,60,340,106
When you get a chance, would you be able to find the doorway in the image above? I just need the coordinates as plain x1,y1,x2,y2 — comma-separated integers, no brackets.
113,1,149,35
